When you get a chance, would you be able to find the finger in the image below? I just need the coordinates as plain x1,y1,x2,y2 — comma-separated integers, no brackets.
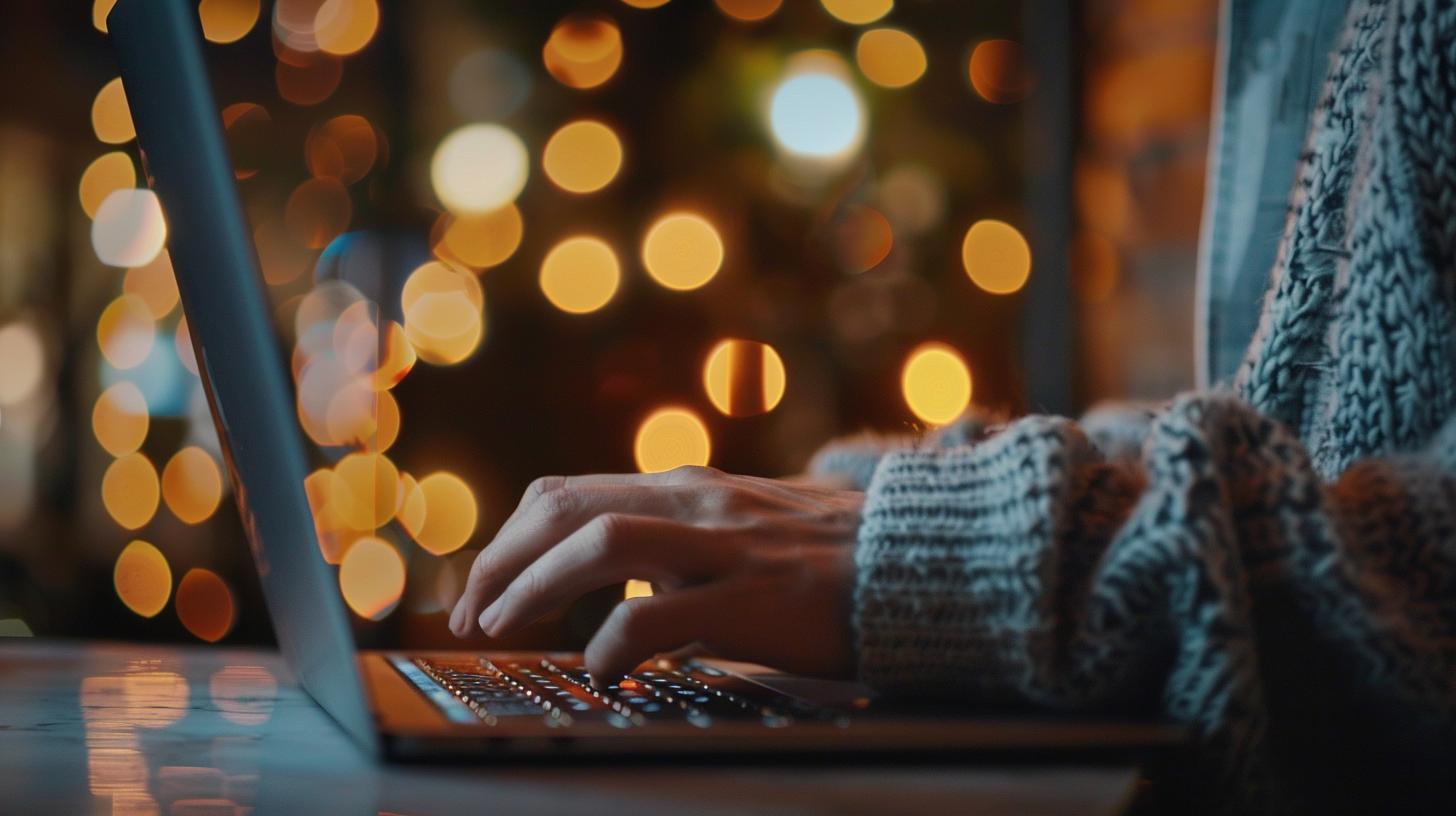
584,582,733,686
449,482,696,637
478,514,734,636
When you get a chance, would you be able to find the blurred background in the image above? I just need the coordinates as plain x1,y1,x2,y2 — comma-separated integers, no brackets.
0,0,1214,649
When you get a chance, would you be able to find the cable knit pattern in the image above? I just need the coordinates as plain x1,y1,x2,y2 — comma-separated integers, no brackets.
844,1,1456,812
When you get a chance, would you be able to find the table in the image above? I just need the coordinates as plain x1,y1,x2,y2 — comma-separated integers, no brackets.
0,640,1142,815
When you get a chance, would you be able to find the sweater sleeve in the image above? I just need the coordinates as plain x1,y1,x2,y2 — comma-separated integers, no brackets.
855,392,1456,811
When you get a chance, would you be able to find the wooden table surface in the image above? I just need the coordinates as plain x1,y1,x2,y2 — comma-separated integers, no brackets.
0,640,1142,815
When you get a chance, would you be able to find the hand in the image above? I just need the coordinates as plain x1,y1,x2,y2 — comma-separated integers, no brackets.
448,466,863,685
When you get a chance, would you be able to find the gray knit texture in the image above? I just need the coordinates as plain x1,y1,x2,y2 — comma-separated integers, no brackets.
838,1,1456,812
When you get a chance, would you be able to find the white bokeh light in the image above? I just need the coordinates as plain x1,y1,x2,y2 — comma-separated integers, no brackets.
91,188,167,268
769,72,865,160
430,124,529,215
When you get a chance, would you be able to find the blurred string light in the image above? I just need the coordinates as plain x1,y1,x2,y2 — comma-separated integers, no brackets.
401,261,486,364
624,579,654,599
175,569,235,642
876,163,946,235
285,177,352,249
96,294,156,371
634,407,711,473
198,0,261,44
101,331,190,417
834,205,894,272
275,50,343,106
92,188,167,268
313,0,380,56
122,251,180,319
338,536,405,620
331,452,400,531
901,343,972,426
449,49,532,122
175,318,200,376
432,204,524,271
968,39,1030,104
855,28,926,88
702,339,786,417
113,540,171,618
540,236,621,314
622,0,672,8
79,152,135,219
542,14,624,90
769,57,865,162
715,0,783,21
410,472,478,556
102,452,161,531
820,0,893,25
91,78,134,145
255,218,316,285
0,323,45,406
542,120,623,194
431,124,529,215
306,114,378,185
92,0,117,33
161,446,224,525
92,381,149,457
641,212,723,291
961,219,1031,294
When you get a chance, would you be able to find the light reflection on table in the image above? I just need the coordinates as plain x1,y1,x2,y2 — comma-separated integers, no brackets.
0,641,1141,815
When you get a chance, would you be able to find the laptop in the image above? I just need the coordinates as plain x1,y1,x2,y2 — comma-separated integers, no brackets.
107,0,1181,761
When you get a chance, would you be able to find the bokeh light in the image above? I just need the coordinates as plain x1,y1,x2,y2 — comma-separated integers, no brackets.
430,124,529,215
969,39,1030,104
877,163,945,235
542,120,623,194
715,0,783,21
91,78,134,145
102,453,161,531
275,51,343,106
642,212,723,291
97,294,157,371
332,452,401,531
702,339,787,417
540,236,620,314
901,343,972,426
855,28,926,88
769,70,865,161
542,15,624,90
338,536,405,620
961,219,1031,294
306,114,378,185
401,261,485,365
175,569,235,643
91,188,167,268
161,446,224,525
433,204,524,270
0,322,45,406
624,579,654,599
122,251,179,320
634,407,711,473
198,0,260,44
93,0,117,33
285,177,352,249
835,205,894,272
255,218,315,285
113,540,171,619
449,49,532,122
821,0,892,25
314,0,379,56
410,471,478,556
622,0,671,8
92,381,149,457
79,152,136,219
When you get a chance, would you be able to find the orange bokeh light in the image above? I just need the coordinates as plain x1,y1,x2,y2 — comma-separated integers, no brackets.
175,568,236,643
113,540,171,618
338,536,406,620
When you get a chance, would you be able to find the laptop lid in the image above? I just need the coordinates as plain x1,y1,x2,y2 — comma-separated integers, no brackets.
108,0,379,754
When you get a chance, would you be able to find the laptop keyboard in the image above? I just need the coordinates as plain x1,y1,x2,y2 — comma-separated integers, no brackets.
412,657,830,729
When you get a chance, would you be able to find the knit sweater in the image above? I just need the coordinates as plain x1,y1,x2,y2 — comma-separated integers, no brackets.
812,1,1456,812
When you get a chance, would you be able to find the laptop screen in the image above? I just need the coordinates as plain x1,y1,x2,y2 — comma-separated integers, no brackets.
108,0,378,753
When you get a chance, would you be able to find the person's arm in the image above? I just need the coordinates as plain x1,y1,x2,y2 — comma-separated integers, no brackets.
857,391,1456,807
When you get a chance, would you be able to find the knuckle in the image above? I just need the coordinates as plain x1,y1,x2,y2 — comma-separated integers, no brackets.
671,464,718,484
526,475,566,502
588,513,629,556
537,484,577,519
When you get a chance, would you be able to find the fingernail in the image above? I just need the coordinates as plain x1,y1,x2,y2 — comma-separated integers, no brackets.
477,603,501,636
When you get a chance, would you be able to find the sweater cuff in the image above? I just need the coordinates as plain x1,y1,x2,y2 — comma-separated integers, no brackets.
852,416,1090,697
